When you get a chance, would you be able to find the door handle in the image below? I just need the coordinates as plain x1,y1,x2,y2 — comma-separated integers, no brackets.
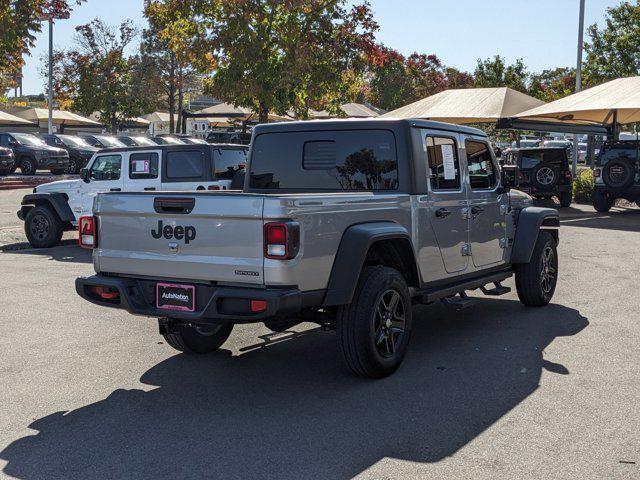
435,208,451,218
144,187,156,191
471,206,484,215
110,188,121,192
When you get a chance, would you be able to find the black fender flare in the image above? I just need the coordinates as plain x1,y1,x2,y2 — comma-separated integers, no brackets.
18,193,75,223
511,207,559,264
323,222,417,306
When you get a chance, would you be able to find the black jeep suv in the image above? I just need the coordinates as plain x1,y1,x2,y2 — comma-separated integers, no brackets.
42,134,99,174
592,140,640,212
502,147,573,207
0,132,69,175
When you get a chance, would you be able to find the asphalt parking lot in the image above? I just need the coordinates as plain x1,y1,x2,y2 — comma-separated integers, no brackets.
0,188,638,480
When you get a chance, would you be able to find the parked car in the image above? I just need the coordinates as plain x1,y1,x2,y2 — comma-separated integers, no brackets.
0,132,69,175
78,134,127,149
42,134,99,174
117,135,158,147
502,147,573,207
0,146,14,175
206,131,252,145
179,137,209,145
17,143,248,248
151,136,186,145
592,140,640,212
75,119,559,379
511,139,540,149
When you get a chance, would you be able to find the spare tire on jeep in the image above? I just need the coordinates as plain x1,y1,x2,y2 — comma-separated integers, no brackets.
531,163,559,191
602,158,636,190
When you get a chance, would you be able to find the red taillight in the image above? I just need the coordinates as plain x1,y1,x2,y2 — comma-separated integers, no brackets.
565,170,573,181
264,222,300,260
594,168,601,178
78,216,97,249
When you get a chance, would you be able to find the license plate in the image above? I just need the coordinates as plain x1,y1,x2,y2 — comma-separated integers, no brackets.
156,283,195,312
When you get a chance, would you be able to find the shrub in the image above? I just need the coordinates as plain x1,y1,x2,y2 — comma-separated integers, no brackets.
573,168,594,203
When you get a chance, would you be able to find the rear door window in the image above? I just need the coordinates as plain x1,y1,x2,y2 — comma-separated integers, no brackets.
249,129,398,191
129,152,159,179
466,140,497,190
165,150,205,180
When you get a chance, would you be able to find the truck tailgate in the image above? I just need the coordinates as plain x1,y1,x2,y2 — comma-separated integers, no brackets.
94,192,265,285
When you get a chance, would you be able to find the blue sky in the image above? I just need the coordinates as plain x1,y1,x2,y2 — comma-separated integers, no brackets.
20,0,622,95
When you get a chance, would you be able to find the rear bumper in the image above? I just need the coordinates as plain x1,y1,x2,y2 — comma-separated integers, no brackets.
76,274,321,324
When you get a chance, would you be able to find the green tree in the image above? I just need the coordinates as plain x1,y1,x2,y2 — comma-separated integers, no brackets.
584,0,640,84
143,0,208,132
528,67,576,102
474,55,528,92
0,0,84,92
54,19,142,132
162,0,378,122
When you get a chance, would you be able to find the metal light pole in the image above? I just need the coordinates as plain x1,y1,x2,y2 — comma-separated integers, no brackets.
48,17,54,134
573,0,586,176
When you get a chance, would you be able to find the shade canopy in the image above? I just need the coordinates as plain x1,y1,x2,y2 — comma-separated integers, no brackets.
514,77,640,126
141,111,179,124
0,110,34,126
302,103,383,119
14,108,101,127
194,103,291,122
382,87,545,124
89,111,150,127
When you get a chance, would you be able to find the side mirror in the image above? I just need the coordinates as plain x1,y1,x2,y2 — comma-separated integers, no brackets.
501,165,520,191
80,168,90,183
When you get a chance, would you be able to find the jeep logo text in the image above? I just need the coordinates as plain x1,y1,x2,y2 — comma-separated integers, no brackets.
151,220,196,244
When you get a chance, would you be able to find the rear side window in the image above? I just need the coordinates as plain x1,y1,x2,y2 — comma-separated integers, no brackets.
213,148,248,179
466,140,497,190
599,147,637,166
165,150,204,179
129,152,159,179
250,130,398,191
426,136,460,190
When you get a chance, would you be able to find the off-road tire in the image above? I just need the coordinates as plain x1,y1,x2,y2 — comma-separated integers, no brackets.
531,163,559,191
24,205,63,248
50,169,65,175
19,157,36,175
162,323,233,354
559,191,573,208
515,231,558,307
592,190,614,213
336,266,412,379
602,158,635,191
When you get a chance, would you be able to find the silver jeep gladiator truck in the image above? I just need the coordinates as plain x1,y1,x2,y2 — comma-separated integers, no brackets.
76,119,559,378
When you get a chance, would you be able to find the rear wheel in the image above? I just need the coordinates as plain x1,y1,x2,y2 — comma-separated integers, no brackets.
19,157,36,175
592,190,614,212
515,231,558,307
24,205,63,248
336,266,412,379
531,164,559,191
559,191,573,208
162,323,233,354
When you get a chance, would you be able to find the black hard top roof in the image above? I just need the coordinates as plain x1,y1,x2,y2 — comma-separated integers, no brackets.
252,118,487,137
92,143,248,154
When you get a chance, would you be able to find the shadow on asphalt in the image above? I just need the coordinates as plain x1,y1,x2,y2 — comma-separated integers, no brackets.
560,208,640,233
0,240,92,264
0,299,588,479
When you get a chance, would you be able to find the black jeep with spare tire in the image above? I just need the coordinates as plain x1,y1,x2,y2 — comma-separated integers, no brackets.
592,140,640,212
502,147,573,208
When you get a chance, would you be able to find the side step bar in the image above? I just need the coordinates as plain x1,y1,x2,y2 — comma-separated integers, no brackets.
417,270,513,304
